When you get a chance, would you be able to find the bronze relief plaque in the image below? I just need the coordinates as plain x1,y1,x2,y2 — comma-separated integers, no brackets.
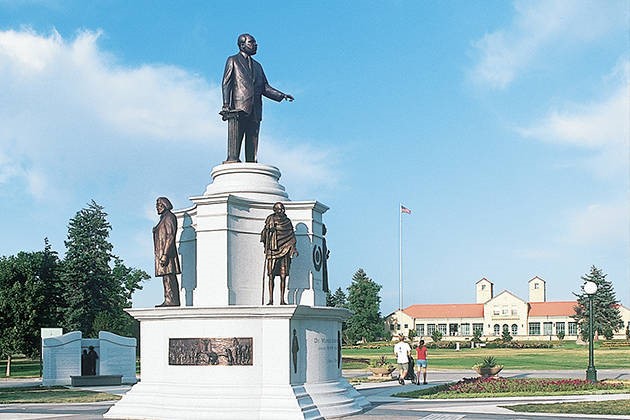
169,337,253,366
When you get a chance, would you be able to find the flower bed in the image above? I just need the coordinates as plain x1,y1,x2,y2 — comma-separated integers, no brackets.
447,377,623,395
394,377,627,399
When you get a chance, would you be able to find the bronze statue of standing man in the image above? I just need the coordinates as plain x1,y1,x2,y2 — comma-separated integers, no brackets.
221,33,294,164
261,202,298,305
153,197,181,307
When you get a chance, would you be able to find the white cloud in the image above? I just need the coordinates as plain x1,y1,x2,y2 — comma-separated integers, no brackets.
564,200,630,246
519,58,630,177
470,0,627,89
0,28,338,200
261,139,340,199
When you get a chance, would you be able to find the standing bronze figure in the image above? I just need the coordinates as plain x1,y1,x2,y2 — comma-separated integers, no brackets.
221,33,294,164
261,202,298,305
153,197,181,307
322,224,330,293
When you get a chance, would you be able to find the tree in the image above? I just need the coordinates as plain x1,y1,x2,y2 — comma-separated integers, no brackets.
345,269,385,343
572,266,624,341
408,328,417,340
501,328,513,342
472,327,483,343
0,242,61,376
431,329,443,343
326,287,347,308
60,201,147,337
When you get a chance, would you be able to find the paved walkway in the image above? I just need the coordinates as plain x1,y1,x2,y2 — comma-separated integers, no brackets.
1,370,629,419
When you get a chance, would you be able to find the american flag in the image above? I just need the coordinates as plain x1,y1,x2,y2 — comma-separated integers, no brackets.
400,205,411,214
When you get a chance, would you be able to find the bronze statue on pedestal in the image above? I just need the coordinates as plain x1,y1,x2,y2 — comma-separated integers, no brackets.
221,33,294,164
260,202,298,305
153,196,181,307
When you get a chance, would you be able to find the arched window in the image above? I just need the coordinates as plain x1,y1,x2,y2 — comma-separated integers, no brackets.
502,324,509,333
511,324,518,336
493,324,500,335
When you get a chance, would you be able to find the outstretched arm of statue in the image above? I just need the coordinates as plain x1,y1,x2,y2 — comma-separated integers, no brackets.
283,93,294,102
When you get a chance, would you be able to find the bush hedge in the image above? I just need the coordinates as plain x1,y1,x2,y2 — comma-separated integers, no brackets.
425,340,554,349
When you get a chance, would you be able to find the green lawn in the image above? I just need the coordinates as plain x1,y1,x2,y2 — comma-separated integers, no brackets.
0,386,120,404
0,358,40,378
503,399,630,416
342,342,630,370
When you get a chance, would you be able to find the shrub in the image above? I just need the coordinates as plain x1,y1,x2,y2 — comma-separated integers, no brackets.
556,331,565,341
603,326,614,340
485,340,553,349
431,330,443,343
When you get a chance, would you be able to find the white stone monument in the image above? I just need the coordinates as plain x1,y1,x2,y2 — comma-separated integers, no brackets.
42,331,82,386
99,331,138,384
105,163,369,420
42,330,137,386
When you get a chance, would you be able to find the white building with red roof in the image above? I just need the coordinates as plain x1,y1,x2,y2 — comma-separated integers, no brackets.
385,276,630,341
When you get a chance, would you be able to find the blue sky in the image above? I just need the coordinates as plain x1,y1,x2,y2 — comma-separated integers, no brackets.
0,0,627,314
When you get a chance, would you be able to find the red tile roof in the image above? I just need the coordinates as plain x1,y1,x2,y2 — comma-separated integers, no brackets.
528,301,577,317
403,304,484,319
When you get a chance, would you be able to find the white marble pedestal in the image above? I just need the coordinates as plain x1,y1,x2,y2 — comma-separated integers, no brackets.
105,162,369,419
104,306,369,420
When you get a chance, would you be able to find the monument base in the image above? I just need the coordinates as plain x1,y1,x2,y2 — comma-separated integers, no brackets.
104,306,369,420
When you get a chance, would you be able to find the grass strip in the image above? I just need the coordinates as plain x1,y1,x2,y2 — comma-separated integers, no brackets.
0,386,120,404
502,399,630,416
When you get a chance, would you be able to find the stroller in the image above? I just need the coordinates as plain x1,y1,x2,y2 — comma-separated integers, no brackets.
404,355,417,383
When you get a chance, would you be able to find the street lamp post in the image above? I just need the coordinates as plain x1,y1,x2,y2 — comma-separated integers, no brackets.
584,280,598,382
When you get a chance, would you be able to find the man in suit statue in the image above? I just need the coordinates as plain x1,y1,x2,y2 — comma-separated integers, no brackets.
153,196,181,307
221,33,294,163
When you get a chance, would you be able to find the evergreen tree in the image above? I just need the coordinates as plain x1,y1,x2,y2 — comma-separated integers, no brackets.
0,243,61,376
345,268,385,343
60,201,147,337
39,238,64,326
572,266,623,341
326,287,347,308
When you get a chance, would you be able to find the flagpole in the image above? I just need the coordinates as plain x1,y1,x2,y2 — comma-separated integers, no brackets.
399,203,402,311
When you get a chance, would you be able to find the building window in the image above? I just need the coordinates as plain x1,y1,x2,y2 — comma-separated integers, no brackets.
396,324,400,330
493,306,500,316
473,323,484,335
556,322,565,334
568,322,578,335
481,284,486,290
461,323,470,336
427,324,436,335
529,322,541,335
502,324,509,334
543,322,552,335
501,306,508,315
438,324,447,335
511,307,518,316
493,324,500,335
511,324,518,335
449,324,459,336
404,324,408,329
534,282,539,289
416,324,425,336
390,324,395,331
